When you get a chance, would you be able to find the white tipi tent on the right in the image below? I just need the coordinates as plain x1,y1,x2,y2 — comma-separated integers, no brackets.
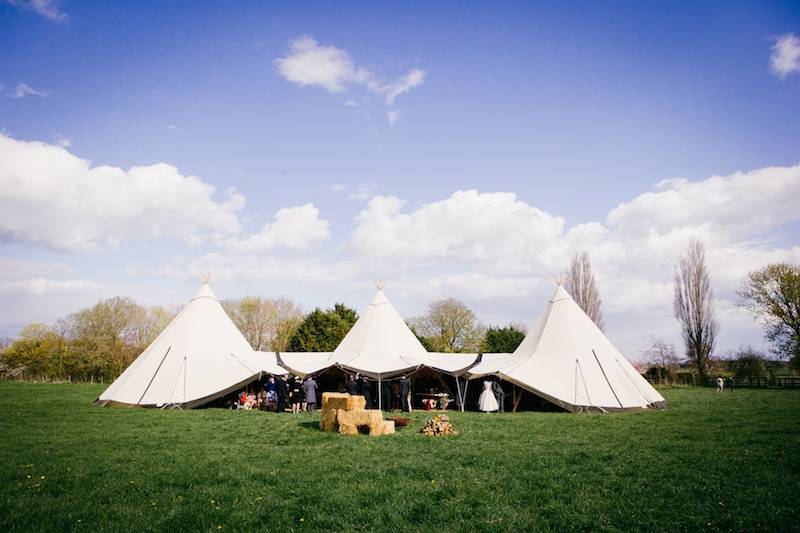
497,284,666,412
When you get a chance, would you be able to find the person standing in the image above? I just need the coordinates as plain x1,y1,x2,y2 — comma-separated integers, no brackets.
492,377,506,413
302,376,318,412
381,380,391,411
360,375,373,408
275,374,287,413
345,374,359,396
400,375,411,412
289,376,303,414
391,380,402,410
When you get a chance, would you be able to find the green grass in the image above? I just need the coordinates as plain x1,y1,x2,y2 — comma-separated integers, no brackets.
1,383,798,532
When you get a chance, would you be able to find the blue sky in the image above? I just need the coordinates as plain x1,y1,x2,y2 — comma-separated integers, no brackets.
1,0,799,359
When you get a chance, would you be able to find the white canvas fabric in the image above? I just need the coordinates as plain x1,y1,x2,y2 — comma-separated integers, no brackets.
277,352,335,377
334,288,428,378
96,283,283,408
472,285,666,412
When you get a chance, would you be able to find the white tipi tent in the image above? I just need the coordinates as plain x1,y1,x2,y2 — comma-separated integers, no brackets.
95,282,284,408
468,285,666,412
279,287,477,379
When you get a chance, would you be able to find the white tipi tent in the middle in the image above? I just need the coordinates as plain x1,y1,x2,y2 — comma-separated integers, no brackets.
279,286,478,379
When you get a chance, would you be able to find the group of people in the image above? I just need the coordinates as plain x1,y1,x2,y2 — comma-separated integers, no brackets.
478,376,506,413
234,374,318,413
233,373,418,413
344,373,413,411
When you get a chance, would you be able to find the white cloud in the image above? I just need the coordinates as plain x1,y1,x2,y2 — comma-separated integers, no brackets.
352,190,565,270
6,82,50,98
328,183,348,193
607,165,800,238
0,278,101,296
5,0,67,22
348,182,378,200
275,36,370,93
275,36,426,117
387,109,401,125
347,166,800,356
770,33,800,79
230,204,330,252
0,133,244,251
382,68,426,105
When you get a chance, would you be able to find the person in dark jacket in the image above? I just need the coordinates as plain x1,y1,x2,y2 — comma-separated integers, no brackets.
361,375,373,408
275,374,288,413
381,380,391,410
400,375,411,412
302,376,318,412
492,377,506,413
345,374,359,396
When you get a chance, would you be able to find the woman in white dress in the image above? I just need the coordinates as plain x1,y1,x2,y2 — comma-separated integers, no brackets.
478,379,500,412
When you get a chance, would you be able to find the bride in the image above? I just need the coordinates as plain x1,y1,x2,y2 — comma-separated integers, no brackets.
478,378,500,412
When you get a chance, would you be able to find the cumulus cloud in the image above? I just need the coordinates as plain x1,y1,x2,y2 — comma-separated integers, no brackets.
352,190,565,270
275,36,426,124
4,0,67,21
0,133,244,251
348,166,800,353
770,33,800,79
230,204,330,252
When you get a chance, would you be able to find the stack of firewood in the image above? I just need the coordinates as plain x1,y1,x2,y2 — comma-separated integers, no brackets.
419,414,457,436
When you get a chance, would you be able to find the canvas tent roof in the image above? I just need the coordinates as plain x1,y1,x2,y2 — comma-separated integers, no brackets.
96,283,284,408
468,285,666,412
278,288,478,379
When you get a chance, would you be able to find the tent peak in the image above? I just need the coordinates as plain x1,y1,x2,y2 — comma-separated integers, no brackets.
192,282,218,301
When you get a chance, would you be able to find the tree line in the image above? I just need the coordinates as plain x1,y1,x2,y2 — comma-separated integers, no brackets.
2,245,797,384
0,293,527,382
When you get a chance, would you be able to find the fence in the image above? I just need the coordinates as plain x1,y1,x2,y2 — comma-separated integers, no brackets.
646,376,800,388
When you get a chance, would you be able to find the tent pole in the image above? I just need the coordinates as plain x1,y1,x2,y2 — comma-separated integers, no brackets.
378,375,382,410
455,376,462,412
137,346,172,406
462,379,469,412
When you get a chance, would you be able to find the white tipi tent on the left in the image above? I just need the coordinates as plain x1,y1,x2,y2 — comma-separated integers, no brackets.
96,282,283,408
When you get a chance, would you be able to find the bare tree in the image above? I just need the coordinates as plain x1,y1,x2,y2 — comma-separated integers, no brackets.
673,239,717,381
410,298,484,353
641,336,679,384
565,251,605,331
223,297,304,351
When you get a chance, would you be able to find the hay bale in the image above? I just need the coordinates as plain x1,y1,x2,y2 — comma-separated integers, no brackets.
380,420,395,435
337,409,385,435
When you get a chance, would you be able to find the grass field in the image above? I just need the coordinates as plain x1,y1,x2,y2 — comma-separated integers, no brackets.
1,383,798,532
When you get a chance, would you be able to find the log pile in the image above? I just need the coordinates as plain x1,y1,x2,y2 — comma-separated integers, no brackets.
419,414,457,436
320,392,395,436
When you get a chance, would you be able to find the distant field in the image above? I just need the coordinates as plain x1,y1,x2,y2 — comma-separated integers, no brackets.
1,383,798,532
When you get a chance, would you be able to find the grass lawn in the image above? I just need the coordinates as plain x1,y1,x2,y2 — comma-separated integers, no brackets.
1,383,798,532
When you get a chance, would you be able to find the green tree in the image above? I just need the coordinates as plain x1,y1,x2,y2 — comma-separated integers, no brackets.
737,262,800,369
287,304,358,352
728,346,770,380
481,325,526,353
2,323,64,379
